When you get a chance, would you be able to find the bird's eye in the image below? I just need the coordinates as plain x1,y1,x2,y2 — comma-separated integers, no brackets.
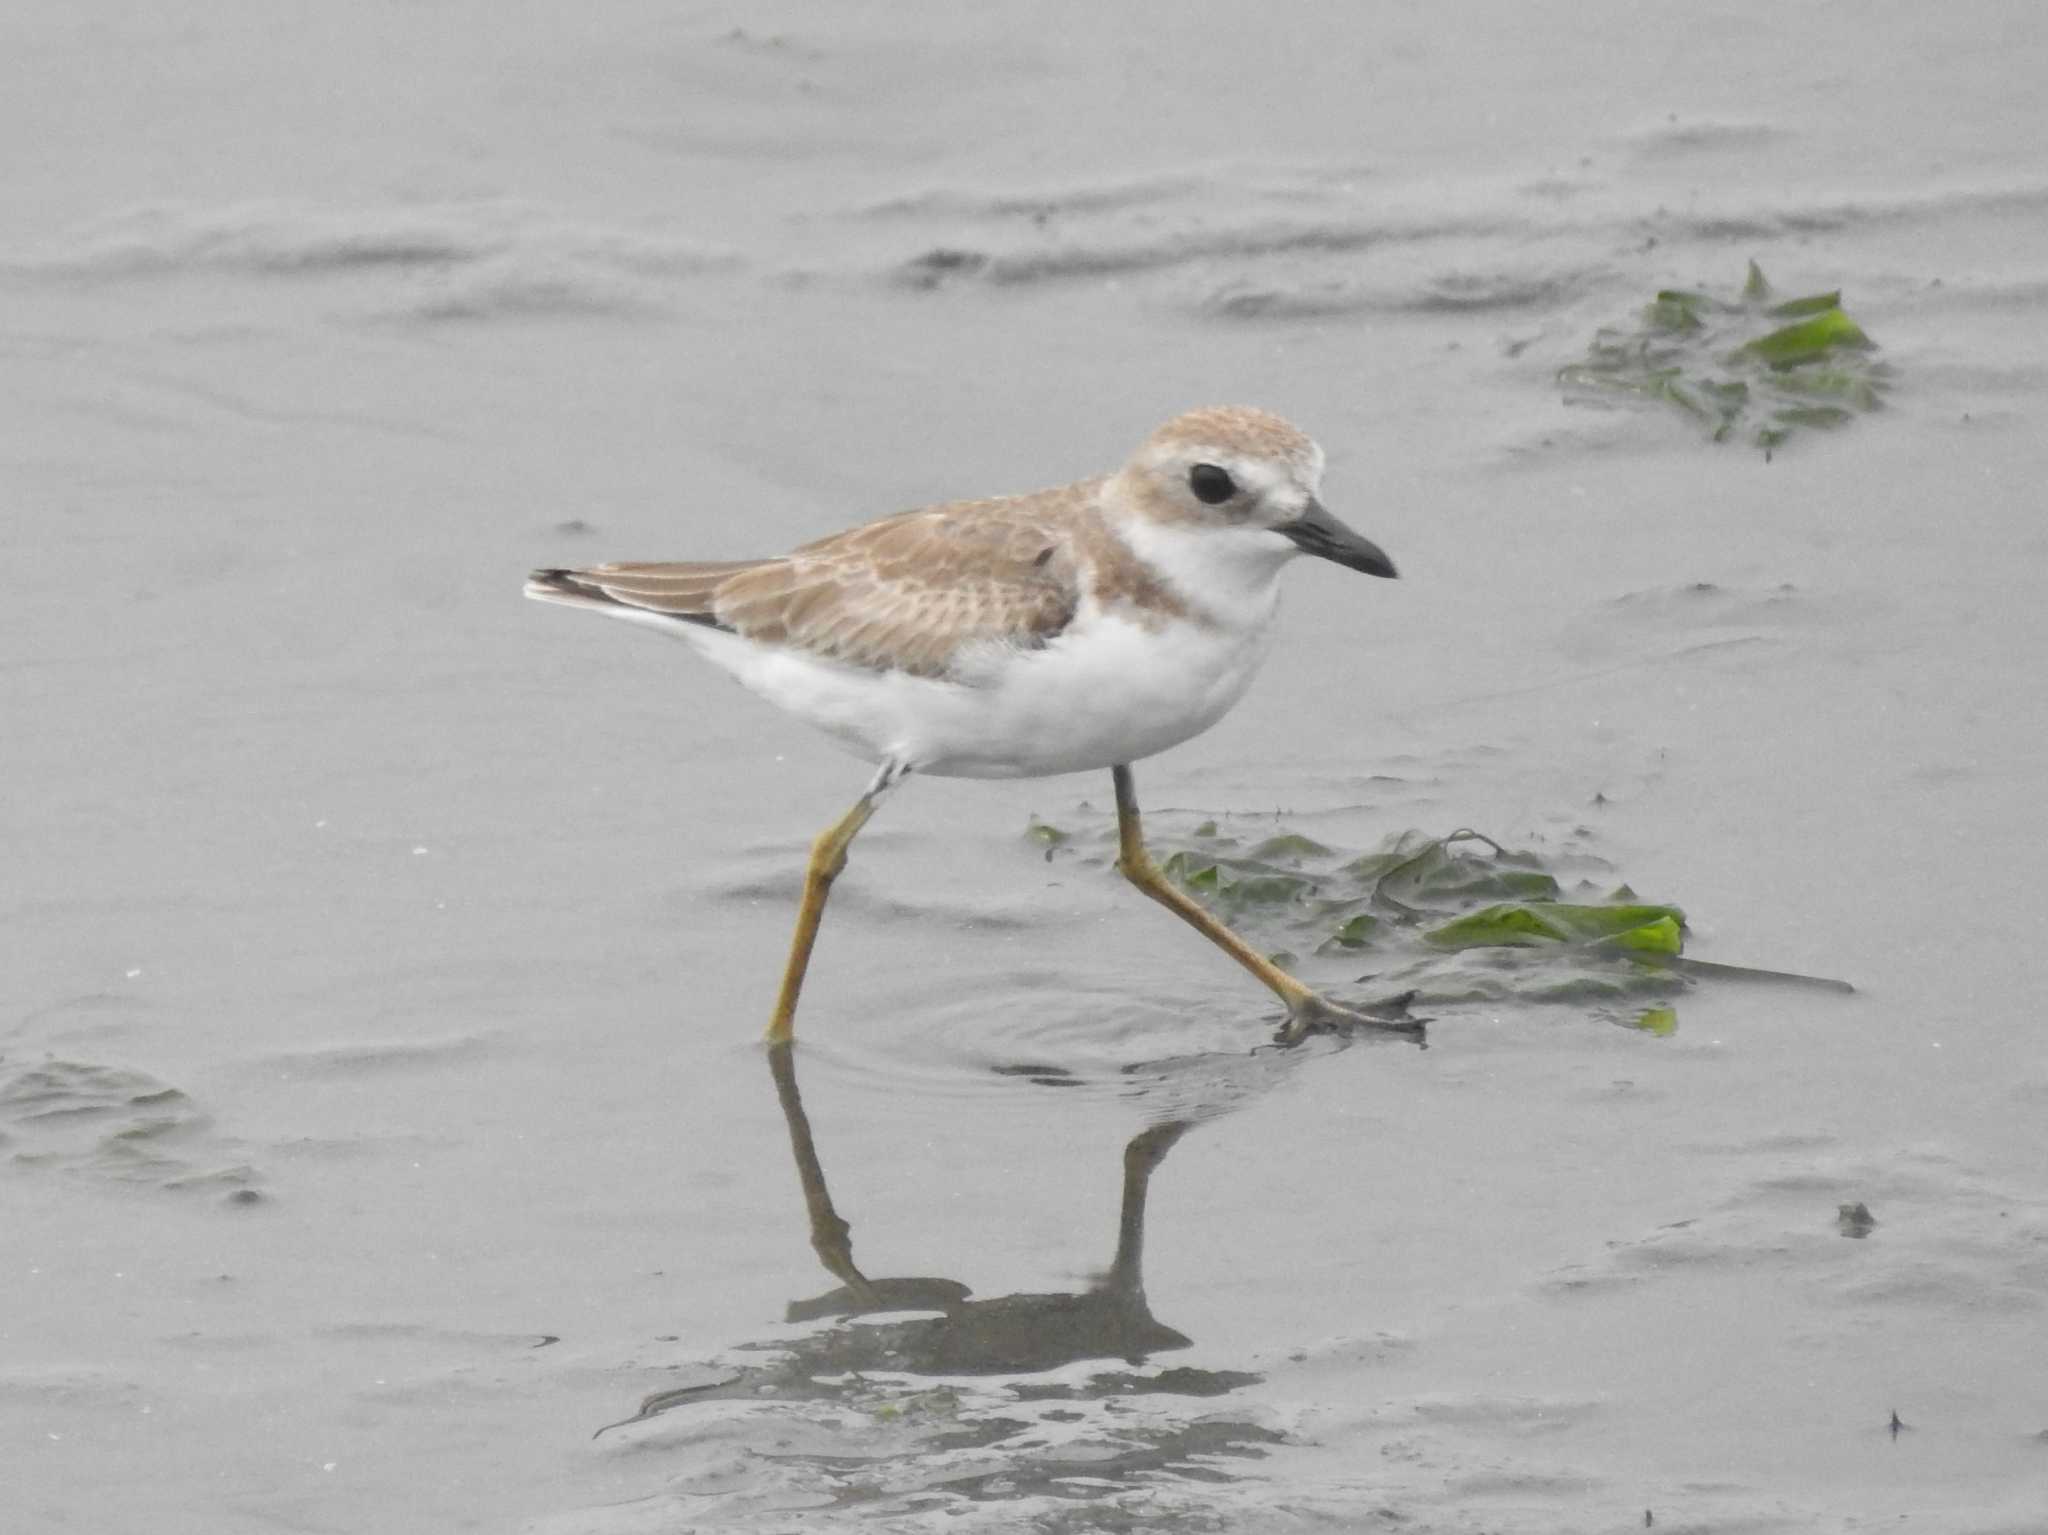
1188,463,1236,505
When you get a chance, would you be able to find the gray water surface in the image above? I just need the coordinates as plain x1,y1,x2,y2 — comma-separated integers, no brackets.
7,4,2048,1531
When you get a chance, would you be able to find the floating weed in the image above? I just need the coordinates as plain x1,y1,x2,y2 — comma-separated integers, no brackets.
1628,1006,1679,1037
1251,832,1333,862
1559,262,1890,455
1426,900,1687,955
1023,817,1071,850
869,1386,963,1424
1026,812,1848,1023
1343,828,1561,913
1325,912,1382,950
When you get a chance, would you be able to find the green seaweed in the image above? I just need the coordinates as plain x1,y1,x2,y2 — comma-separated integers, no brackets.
1628,1006,1679,1037
1737,307,1871,367
1023,810,1848,1028
1426,901,1686,954
1768,289,1841,318
1559,261,1889,454
1024,818,1071,850
1251,833,1333,862
1343,828,1561,911
1320,912,1382,951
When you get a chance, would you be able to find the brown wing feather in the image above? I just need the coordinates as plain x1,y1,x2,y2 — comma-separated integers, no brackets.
536,481,1097,678
714,484,1096,677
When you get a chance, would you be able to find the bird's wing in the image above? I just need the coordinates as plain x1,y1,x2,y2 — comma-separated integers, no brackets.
530,480,1099,679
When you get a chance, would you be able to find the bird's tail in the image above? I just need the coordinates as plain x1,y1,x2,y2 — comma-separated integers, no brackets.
524,560,772,627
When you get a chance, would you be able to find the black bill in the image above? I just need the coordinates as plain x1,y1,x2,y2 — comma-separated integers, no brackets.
1279,498,1398,579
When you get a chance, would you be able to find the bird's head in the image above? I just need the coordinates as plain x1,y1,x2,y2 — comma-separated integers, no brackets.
1114,405,1397,579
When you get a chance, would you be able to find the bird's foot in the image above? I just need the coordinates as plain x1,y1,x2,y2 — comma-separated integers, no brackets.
1277,988,1428,1047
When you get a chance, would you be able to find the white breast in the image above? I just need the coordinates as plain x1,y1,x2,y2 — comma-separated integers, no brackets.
928,606,1280,776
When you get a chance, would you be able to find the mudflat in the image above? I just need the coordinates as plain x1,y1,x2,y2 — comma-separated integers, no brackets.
6,4,2046,1531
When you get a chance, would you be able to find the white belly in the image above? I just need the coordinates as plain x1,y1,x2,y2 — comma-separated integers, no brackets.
682,609,1277,779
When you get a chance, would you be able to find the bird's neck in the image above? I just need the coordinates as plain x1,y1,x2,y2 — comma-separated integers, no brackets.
1106,510,1289,633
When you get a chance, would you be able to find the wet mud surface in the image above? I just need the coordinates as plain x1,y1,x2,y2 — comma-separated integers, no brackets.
7,3,2048,1531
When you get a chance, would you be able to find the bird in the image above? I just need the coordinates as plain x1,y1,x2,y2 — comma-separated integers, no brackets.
527,405,1401,1046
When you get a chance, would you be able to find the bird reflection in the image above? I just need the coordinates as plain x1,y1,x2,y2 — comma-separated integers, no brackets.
612,1042,1211,1430
770,1039,1194,1365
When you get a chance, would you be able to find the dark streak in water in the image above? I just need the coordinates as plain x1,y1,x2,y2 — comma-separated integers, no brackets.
1205,266,1605,321
0,1059,260,1193
1626,119,1788,158
893,217,1514,290
857,174,1206,222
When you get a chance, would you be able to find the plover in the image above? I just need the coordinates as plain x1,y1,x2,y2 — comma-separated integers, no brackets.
528,405,1401,1045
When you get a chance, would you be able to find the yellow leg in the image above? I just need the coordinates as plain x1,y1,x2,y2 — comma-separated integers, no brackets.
1111,765,1421,1044
1112,764,1316,1008
764,762,905,1044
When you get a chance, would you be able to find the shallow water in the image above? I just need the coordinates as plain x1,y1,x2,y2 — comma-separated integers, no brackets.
7,3,2048,1531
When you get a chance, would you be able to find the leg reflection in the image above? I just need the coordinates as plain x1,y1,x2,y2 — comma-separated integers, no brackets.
1103,1119,1191,1308
766,1039,872,1298
766,1040,970,1322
